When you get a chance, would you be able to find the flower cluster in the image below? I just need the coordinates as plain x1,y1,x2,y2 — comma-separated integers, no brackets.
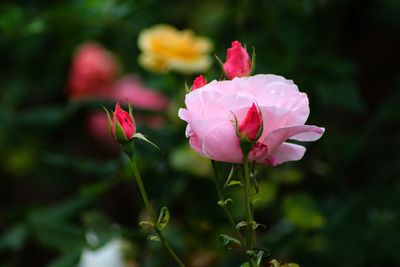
179,41,324,166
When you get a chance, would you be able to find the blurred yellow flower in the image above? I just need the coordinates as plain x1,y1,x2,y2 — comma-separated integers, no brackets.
138,24,213,74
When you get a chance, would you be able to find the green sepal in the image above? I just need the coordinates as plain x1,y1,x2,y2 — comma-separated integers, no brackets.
156,207,170,230
114,117,129,143
240,263,250,267
254,102,264,141
215,54,226,80
102,106,113,132
139,220,154,229
184,82,191,93
232,111,240,138
219,234,241,250
250,46,256,75
133,133,160,151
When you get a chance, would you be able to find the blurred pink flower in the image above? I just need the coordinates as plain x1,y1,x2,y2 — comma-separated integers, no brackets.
179,74,324,166
223,41,252,80
67,43,119,99
108,76,169,111
87,112,118,148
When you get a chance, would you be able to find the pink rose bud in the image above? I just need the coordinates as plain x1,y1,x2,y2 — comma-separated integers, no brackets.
223,41,251,80
238,103,262,142
111,102,136,143
192,75,207,91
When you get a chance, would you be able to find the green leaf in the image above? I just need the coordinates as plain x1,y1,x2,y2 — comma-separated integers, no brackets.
156,207,170,230
225,180,243,188
133,132,160,151
219,234,240,249
240,262,251,267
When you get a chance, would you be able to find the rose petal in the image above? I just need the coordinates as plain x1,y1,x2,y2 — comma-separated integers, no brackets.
202,122,242,163
265,125,324,153
263,142,306,166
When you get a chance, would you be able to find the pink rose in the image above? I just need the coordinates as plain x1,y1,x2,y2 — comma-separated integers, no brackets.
111,102,136,143
192,75,207,91
109,76,169,111
178,74,325,166
67,43,118,99
223,41,251,80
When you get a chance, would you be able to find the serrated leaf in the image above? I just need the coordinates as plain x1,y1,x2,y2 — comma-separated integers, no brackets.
133,133,160,151
156,207,170,230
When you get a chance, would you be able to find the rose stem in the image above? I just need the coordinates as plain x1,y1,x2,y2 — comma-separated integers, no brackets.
127,155,186,267
211,160,246,249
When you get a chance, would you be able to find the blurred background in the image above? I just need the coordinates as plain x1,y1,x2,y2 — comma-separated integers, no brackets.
0,0,399,266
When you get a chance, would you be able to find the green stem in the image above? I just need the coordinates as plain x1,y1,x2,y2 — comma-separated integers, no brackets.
127,155,185,267
242,154,257,267
211,160,246,249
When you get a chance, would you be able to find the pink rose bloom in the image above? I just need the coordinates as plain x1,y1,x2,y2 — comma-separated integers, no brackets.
178,74,325,166
67,43,118,99
223,41,252,80
109,76,169,111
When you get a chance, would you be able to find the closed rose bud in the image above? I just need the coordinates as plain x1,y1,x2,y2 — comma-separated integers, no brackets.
238,103,262,142
223,41,251,80
111,103,136,143
192,75,207,91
